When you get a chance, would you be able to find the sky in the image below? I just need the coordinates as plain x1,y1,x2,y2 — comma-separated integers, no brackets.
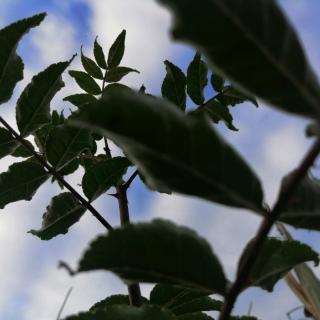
0,1,320,319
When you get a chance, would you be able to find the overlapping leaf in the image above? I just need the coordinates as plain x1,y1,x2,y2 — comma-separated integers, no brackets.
156,0,320,118
78,219,227,295
70,90,264,212
16,59,73,137
0,13,46,104
0,127,19,159
0,160,49,209
82,157,131,201
29,192,85,240
240,237,319,291
46,125,93,171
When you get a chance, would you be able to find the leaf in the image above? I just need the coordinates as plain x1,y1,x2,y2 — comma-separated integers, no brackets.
196,99,238,131
69,71,101,95
240,237,319,291
64,305,176,320
94,37,107,69
150,284,222,315
102,83,133,98
90,295,149,311
162,60,187,111
279,173,320,230
0,160,49,209
108,30,126,68
69,90,264,212
305,122,320,138
211,74,224,92
16,59,73,137
78,219,227,295
64,94,97,108
29,192,85,240
11,140,35,158
81,48,103,79
105,67,139,83
82,157,131,201
178,313,213,320
187,53,208,105
0,127,19,159
46,125,93,171
0,13,46,104
218,86,258,108
156,0,320,119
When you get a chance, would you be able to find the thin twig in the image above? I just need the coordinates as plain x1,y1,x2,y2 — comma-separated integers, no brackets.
0,116,113,231
56,287,73,320
219,136,320,320
124,169,139,190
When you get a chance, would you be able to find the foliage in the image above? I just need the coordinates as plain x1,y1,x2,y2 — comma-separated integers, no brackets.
1,2,320,319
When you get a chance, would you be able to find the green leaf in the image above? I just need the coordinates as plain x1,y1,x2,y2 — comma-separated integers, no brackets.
187,53,208,105
16,59,73,137
69,71,101,95
64,305,176,320
211,74,224,92
82,157,131,201
64,94,97,108
78,219,227,295
230,317,258,320
0,13,46,104
94,37,107,69
105,67,139,83
29,192,85,240
90,295,149,311
218,86,258,108
108,30,126,68
240,237,319,291
162,60,187,111
0,160,49,209
81,48,103,79
150,284,222,315
10,140,35,158
157,0,320,118
0,127,19,159
196,99,238,131
69,90,264,212
178,313,213,320
279,173,320,231
102,83,133,98
46,125,93,171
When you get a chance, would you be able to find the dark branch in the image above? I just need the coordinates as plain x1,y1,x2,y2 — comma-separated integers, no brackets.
124,169,139,190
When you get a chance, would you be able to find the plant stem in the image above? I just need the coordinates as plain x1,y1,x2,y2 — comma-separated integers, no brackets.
0,116,113,231
218,136,320,320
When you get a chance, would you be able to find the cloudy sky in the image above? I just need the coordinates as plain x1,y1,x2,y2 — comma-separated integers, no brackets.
0,1,320,319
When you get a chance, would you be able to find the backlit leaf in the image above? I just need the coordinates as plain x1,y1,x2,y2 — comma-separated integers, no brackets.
69,71,101,95
108,30,126,68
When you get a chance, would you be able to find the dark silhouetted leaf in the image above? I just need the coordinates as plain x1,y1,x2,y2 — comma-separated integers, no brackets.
157,0,320,118
46,125,93,171
0,13,46,104
11,140,34,158
162,60,187,111
240,238,319,291
64,305,176,320
70,90,264,212
64,94,97,108
29,192,85,240
187,53,208,105
16,59,72,137
69,71,101,95
82,157,131,201
81,48,103,79
0,127,19,159
78,219,227,295
178,313,213,320
0,160,49,209
279,173,320,230
94,37,107,69
211,74,224,92
218,86,258,108
108,30,126,68
105,67,139,83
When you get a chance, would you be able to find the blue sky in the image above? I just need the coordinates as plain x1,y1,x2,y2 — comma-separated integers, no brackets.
0,1,320,319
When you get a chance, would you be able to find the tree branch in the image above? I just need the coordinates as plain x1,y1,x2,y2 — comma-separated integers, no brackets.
218,136,320,320
0,116,113,231
124,169,139,190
